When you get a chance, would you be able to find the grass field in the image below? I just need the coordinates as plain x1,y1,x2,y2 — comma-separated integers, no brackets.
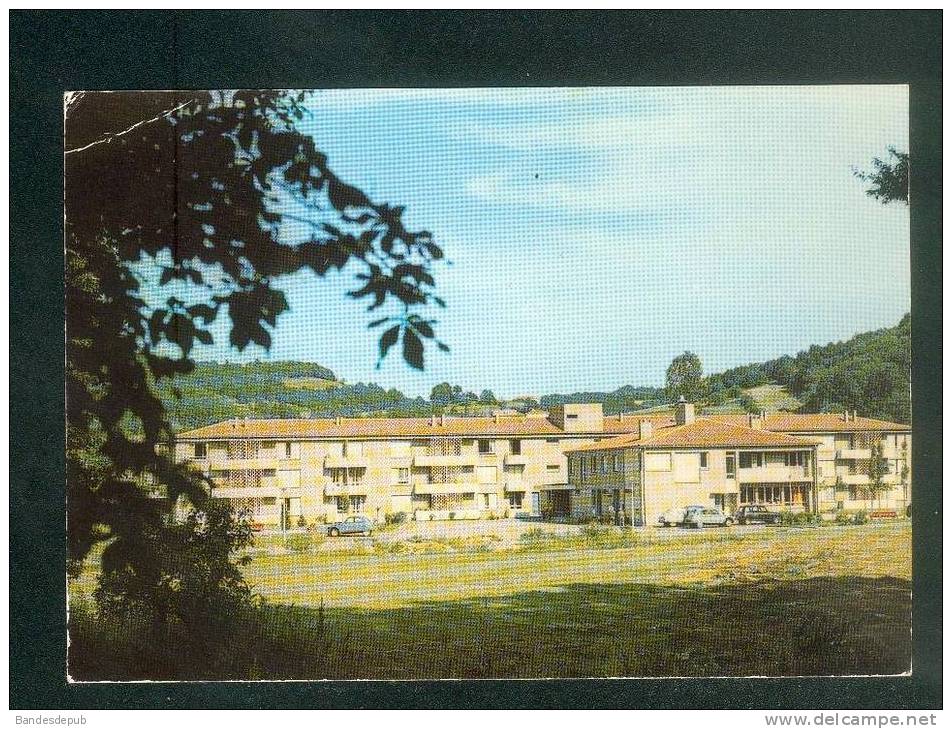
68,520,911,680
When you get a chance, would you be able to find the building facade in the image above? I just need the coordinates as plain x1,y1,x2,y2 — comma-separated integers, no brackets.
174,403,911,528
562,403,912,526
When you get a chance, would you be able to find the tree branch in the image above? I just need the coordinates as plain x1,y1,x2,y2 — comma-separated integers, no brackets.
65,100,192,156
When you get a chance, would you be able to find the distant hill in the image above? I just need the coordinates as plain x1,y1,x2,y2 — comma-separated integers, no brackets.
702,315,910,423
160,315,910,431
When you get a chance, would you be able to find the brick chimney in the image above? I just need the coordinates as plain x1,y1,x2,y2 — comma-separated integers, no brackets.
674,398,695,425
639,419,653,440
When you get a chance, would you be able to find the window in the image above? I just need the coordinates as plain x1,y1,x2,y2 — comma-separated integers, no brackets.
545,438,559,444
699,452,708,469
283,442,292,458
335,496,347,512
194,442,207,459
546,464,560,472
510,439,521,455
261,497,276,506
613,454,622,472
461,465,475,474
566,413,578,420
590,456,597,472
726,454,736,479
504,464,524,477
349,495,366,513
478,439,493,454
392,468,410,485
600,457,608,474
784,452,805,467
739,452,763,469
507,492,524,509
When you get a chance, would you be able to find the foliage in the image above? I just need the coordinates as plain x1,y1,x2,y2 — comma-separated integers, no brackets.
66,90,445,585
866,442,892,503
666,351,705,402
738,393,760,414
702,315,910,423
286,532,314,553
853,147,909,206
93,501,254,642
778,511,822,527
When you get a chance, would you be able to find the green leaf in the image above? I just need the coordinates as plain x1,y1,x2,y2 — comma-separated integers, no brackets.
402,327,424,370
378,325,400,365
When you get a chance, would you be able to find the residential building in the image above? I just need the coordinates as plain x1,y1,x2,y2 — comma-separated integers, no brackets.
173,402,911,528
562,403,911,525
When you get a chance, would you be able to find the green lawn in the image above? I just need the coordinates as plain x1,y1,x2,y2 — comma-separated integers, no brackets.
68,521,911,680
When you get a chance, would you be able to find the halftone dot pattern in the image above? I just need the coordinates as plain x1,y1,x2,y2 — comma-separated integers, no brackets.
95,87,913,680
168,85,909,400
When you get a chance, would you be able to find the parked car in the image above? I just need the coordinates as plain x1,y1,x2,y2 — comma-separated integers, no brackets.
658,505,705,527
326,515,374,537
684,507,734,528
735,504,781,525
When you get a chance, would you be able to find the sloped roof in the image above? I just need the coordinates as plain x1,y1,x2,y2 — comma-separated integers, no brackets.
565,418,819,453
177,410,908,441
707,412,910,433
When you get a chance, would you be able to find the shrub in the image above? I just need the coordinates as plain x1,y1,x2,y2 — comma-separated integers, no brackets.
384,512,408,525
833,509,868,526
94,500,254,647
448,511,456,520
287,532,312,553
779,511,821,526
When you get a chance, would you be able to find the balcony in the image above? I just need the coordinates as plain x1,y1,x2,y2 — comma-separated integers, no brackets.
205,457,297,471
210,485,286,498
738,466,812,484
412,454,478,468
413,481,496,495
323,454,370,468
841,474,871,486
323,483,368,496
504,453,530,466
836,448,872,460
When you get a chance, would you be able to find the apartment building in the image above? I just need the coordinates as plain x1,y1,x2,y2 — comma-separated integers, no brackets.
175,404,635,527
561,402,912,525
174,402,911,528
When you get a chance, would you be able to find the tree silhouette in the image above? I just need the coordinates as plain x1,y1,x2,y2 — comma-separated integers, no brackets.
665,351,704,403
853,147,909,206
66,91,445,575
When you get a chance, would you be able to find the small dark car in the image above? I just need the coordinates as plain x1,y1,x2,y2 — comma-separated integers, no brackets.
735,504,781,525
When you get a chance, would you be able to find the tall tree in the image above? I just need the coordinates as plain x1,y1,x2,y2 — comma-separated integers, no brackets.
66,91,445,576
665,351,704,403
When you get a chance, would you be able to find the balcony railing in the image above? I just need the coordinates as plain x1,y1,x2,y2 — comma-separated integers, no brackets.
323,454,370,468
738,466,812,483
413,481,497,495
836,448,872,460
504,453,530,466
205,457,297,470
412,454,478,468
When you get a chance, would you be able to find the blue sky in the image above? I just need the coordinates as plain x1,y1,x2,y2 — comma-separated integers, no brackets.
190,86,909,398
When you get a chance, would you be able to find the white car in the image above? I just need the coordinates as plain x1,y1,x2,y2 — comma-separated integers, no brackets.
684,507,734,529
658,505,705,527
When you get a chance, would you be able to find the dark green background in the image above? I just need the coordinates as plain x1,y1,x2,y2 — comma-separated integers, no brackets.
9,10,942,709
